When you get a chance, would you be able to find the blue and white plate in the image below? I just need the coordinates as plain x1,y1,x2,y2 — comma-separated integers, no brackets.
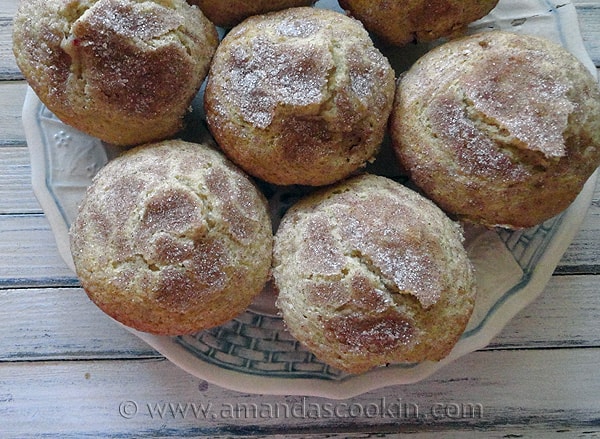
24,0,598,398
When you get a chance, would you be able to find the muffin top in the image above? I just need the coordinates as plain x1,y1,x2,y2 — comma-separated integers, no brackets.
273,174,476,373
204,7,395,186
13,0,218,145
391,31,600,228
189,0,316,28
338,0,499,46
70,140,273,335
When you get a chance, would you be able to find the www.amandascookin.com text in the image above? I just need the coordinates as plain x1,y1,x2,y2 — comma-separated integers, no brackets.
118,397,483,421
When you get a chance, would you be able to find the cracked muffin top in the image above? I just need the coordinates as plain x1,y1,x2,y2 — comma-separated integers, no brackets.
338,0,499,46
203,7,395,186
13,0,218,146
69,139,273,335
272,174,476,373
390,31,600,229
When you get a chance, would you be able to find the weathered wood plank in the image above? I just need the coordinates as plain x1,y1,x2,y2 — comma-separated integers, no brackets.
0,273,598,361
0,146,40,214
120,432,600,439
0,17,19,80
0,287,158,361
487,274,600,348
0,348,598,437
0,214,77,288
0,0,20,79
573,1,600,66
0,183,597,295
1,182,600,287
212,432,600,439
95,431,600,439
557,193,600,273
0,3,599,438
0,0,18,16
0,81,26,145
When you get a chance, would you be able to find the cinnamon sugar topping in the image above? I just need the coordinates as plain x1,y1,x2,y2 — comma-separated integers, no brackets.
324,313,415,354
464,51,573,160
224,37,330,128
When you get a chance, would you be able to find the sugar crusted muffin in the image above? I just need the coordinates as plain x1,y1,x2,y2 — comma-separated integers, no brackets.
338,0,499,46
390,31,600,229
70,140,273,335
204,7,396,186
13,0,218,146
188,0,316,28
273,174,476,373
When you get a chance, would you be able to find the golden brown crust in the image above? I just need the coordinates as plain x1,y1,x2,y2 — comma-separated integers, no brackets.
188,0,316,28
204,7,395,186
69,140,273,335
273,174,476,373
13,0,219,146
338,0,499,46
390,31,600,229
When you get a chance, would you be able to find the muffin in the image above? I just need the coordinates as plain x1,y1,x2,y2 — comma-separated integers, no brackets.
390,31,600,229
204,7,396,186
13,0,219,146
189,0,316,28
338,0,499,46
70,139,273,335
273,174,476,373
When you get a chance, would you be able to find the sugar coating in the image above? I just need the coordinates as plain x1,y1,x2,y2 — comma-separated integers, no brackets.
204,7,396,186
463,51,573,160
391,31,600,229
225,36,329,129
273,174,476,373
13,0,219,146
70,140,273,335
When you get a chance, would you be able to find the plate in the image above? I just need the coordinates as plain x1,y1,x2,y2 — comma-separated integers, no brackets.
24,0,599,399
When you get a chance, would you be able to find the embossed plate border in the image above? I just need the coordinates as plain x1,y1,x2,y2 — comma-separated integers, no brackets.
24,0,599,398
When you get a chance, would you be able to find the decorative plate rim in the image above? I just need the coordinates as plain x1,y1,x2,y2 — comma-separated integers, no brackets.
134,169,598,399
23,0,599,399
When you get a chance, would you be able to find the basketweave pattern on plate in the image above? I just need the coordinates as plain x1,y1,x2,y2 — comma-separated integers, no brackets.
176,313,351,381
36,97,565,380
173,219,562,380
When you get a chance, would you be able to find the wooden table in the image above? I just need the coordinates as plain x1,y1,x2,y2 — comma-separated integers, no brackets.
2,1,600,437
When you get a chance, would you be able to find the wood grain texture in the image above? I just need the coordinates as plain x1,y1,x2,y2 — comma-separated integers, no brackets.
557,183,600,273
573,1,600,66
0,215,77,288
1,348,599,437
0,287,158,360
1,274,598,362
0,1,20,81
9,180,600,282
1,151,599,277
1,1,599,437
0,146,40,214
0,82,27,146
